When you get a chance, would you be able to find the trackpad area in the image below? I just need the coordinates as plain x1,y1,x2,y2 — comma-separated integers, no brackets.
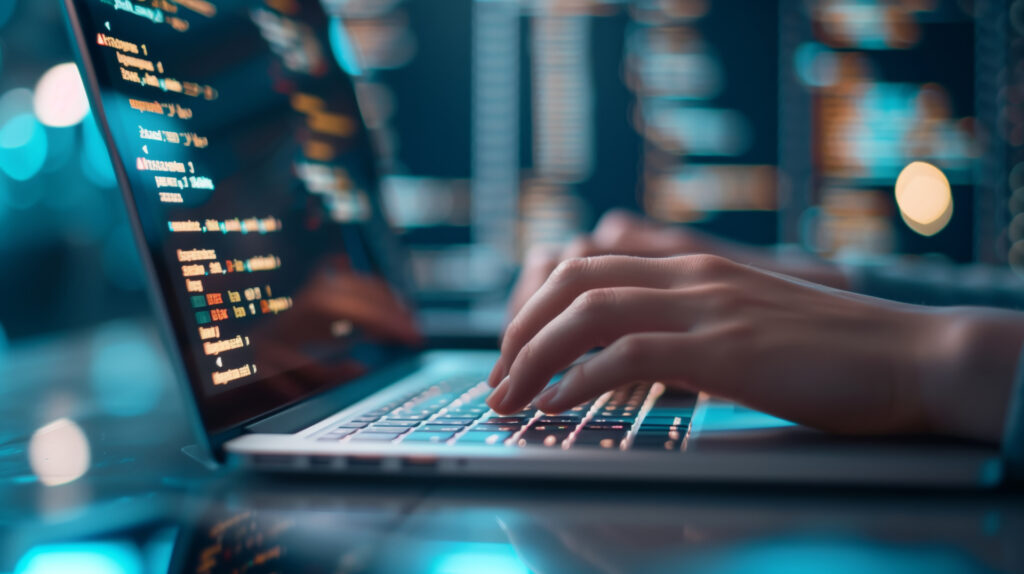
688,398,827,450
697,400,798,432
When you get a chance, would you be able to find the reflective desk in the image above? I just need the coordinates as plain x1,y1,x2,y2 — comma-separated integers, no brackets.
2,321,1023,574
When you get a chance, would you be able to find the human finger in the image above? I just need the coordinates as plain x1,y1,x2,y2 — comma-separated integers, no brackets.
490,255,732,387
494,255,671,387
488,287,702,414
532,332,713,414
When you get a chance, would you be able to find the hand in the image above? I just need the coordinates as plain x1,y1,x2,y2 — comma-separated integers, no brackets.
487,254,1024,442
509,210,845,317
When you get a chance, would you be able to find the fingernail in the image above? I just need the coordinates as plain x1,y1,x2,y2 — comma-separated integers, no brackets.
536,382,561,405
534,383,561,408
487,376,511,411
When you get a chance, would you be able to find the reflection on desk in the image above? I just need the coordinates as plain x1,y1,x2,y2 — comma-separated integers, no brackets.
4,478,1024,574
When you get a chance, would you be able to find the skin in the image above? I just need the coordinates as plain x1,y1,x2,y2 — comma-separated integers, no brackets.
507,209,850,317
488,233,1024,443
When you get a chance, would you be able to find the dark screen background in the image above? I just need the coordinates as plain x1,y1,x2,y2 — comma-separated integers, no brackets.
71,0,418,432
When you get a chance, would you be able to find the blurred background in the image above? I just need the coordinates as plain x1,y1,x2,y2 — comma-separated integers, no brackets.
0,0,1019,345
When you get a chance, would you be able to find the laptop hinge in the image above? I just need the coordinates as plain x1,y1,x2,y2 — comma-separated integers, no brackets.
243,355,423,435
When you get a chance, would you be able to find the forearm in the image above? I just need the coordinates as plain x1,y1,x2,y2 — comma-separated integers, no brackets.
922,307,1024,443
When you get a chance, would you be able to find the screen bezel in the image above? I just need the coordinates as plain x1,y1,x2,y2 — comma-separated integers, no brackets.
62,0,417,456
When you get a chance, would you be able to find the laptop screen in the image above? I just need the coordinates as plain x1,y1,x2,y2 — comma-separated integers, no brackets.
66,0,421,434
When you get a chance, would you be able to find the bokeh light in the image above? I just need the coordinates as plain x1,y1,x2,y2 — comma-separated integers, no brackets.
33,62,90,128
27,418,91,487
15,542,143,574
1009,239,1024,277
795,42,838,87
894,161,953,237
89,320,169,416
0,175,8,220
687,535,987,574
0,113,48,181
0,87,32,118
430,543,530,574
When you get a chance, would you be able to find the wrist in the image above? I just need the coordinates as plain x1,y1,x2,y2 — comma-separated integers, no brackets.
918,308,1024,442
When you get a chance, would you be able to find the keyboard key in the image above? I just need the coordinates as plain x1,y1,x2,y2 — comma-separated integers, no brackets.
643,416,691,426
636,424,685,433
456,431,514,445
450,406,489,413
529,424,574,431
370,423,420,431
519,429,572,447
537,416,581,424
573,430,627,448
420,425,466,433
434,417,477,425
486,416,530,424
447,412,487,420
382,421,429,427
384,415,430,422
318,429,354,441
403,431,456,443
631,436,680,450
583,423,628,430
636,428,684,441
350,431,406,442
336,422,369,429
472,424,522,432
352,416,380,423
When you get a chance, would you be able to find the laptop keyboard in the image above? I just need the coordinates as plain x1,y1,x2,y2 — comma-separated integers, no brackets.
315,378,695,451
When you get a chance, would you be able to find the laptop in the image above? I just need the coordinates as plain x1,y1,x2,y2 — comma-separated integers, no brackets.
63,0,1003,487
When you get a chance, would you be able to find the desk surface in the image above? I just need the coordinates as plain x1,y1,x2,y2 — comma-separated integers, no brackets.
2,322,1023,574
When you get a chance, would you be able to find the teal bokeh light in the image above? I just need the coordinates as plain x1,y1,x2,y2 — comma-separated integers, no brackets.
795,42,837,88
15,542,143,574
0,113,48,182
431,543,530,574
684,535,989,574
